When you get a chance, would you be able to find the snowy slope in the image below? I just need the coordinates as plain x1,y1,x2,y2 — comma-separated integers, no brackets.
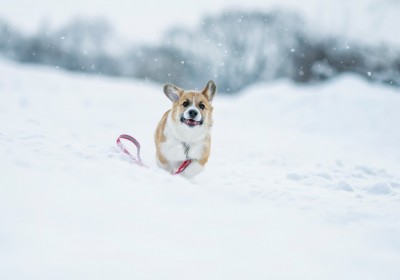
1,60,400,279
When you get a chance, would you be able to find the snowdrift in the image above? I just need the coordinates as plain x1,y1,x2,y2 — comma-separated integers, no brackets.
1,60,400,279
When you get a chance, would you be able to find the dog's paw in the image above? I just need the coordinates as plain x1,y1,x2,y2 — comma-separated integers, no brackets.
181,161,204,178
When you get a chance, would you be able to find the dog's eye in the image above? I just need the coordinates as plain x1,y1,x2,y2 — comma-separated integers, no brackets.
199,103,206,110
182,101,190,107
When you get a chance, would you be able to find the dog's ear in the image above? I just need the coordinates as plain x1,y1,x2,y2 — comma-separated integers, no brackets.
202,80,216,102
163,84,183,103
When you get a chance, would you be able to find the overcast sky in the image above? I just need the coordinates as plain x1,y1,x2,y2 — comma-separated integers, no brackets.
1,0,399,44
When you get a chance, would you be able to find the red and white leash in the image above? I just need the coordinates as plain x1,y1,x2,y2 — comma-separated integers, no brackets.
116,134,146,167
174,158,192,174
116,134,191,175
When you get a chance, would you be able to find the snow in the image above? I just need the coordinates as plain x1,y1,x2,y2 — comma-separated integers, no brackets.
1,60,400,279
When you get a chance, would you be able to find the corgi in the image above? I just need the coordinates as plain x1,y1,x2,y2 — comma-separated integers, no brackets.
155,80,216,178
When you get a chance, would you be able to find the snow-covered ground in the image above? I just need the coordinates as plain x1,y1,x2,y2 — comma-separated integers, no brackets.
1,60,400,279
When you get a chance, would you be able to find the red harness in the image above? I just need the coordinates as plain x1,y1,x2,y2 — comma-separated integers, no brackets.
116,134,191,175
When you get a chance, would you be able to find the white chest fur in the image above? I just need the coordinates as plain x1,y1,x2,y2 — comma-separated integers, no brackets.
160,113,209,162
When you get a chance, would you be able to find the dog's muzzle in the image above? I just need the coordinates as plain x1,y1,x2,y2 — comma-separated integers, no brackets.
180,116,203,127
181,107,203,127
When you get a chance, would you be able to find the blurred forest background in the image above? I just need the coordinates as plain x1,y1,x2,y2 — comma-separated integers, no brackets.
1,8,399,93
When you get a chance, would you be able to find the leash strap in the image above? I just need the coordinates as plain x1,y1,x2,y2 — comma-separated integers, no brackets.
116,134,191,174
174,159,192,175
116,134,146,167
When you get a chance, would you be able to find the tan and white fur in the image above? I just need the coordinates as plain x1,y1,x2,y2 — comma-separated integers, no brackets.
155,80,216,178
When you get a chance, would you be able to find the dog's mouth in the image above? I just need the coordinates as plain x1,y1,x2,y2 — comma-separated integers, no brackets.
180,116,203,127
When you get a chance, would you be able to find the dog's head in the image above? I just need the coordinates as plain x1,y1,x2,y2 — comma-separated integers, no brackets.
164,80,216,129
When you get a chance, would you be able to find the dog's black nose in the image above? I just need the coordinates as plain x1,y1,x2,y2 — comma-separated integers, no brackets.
188,110,198,118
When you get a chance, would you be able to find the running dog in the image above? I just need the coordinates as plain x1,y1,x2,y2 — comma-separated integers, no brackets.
155,80,216,178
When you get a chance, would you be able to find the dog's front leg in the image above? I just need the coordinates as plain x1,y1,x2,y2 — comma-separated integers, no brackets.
180,160,204,178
